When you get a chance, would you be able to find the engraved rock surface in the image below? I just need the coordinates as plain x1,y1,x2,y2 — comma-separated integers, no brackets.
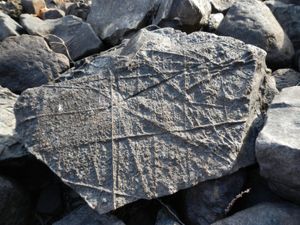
256,86,300,204
15,28,269,214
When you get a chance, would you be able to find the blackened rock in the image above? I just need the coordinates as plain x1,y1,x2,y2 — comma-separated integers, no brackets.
20,14,103,60
266,0,300,51
256,86,300,204
217,0,294,68
155,209,180,225
21,0,46,14
0,35,69,93
15,28,270,214
211,202,300,225
0,176,31,225
53,205,125,225
41,8,65,19
0,11,23,41
182,170,246,225
272,69,300,90
210,0,236,11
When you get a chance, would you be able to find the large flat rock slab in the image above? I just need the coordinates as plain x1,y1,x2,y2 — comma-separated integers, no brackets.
16,28,270,214
256,86,300,203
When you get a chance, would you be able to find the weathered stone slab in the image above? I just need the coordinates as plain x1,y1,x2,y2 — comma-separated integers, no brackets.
15,28,270,214
256,86,300,204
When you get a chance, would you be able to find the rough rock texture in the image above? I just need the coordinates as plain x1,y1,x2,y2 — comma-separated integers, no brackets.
210,0,236,11
0,86,27,161
266,0,300,51
0,11,23,41
217,0,294,68
0,176,31,225
15,28,271,214
182,170,246,225
256,86,300,204
272,69,300,90
0,35,69,93
87,0,211,45
53,205,125,225
211,202,300,225
0,0,22,19
207,13,224,32
20,14,103,60
155,209,180,225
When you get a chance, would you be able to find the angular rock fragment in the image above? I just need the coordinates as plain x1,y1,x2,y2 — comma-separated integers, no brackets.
41,8,65,19
256,86,300,203
217,0,294,68
266,0,300,51
16,28,270,214
0,35,69,93
272,69,300,90
0,176,31,225
211,202,300,225
0,0,22,19
0,86,27,161
21,0,46,14
20,14,103,60
0,11,23,41
210,0,236,12
53,205,125,225
182,170,246,225
87,0,211,45
155,209,180,225
207,13,224,32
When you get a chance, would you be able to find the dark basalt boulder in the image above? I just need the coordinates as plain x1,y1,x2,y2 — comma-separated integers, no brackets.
15,27,272,214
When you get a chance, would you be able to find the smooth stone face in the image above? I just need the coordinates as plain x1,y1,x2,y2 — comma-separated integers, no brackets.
0,11,23,41
256,86,300,203
41,8,65,19
0,86,27,160
20,14,103,61
0,176,31,225
266,0,300,51
210,0,236,11
217,0,294,68
0,35,69,93
53,205,125,225
87,0,211,45
155,209,180,225
15,28,270,214
182,170,246,225
211,202,300,225
272,69,300,90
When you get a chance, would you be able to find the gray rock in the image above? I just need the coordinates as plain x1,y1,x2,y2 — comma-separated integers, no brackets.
41,8,65,19
182,170,246,225
0,176,31,225
274,0,300,5
266,0,300,51
87,0,211,45
208,13,224,32
0,11,23,41
53,205,125,225
256,86,300,204
0,86,27,160
65,2,90,21
217,0,294,68
210,0,236,11
211,202,300,225
154,0,211,32
155,209,180,225
272,69,300,90
0,35,69,93
15,28,271,214
20,14,103,60
0,0,22,19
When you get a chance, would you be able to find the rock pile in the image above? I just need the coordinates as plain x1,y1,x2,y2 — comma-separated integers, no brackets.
0,0,299,224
